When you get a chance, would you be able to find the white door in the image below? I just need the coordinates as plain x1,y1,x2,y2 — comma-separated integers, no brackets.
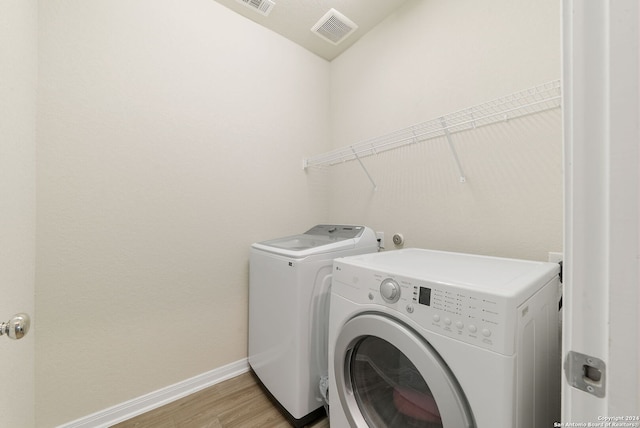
562,0,640,423
0,0,37,426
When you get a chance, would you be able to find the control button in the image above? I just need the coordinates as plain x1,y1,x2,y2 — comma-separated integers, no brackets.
468,324,477,333
406,305,414,314
482,328,492,337
444,318,452,326
380,278,401,304
455,321,464,329
432,314,441,323
368,293,374,301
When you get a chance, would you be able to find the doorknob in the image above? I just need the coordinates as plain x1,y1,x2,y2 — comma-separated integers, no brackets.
0,313,31,340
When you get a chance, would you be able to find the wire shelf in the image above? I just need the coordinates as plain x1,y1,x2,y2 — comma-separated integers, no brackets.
303,80,561,170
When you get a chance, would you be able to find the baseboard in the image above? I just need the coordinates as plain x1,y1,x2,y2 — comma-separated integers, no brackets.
57,358,250,428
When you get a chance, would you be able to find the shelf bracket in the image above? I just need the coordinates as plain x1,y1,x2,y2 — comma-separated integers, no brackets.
439,117,467,183
351,146,377,191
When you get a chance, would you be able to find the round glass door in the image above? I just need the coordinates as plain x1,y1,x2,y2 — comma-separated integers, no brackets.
351,335,443,427
348,336,442,428
334,314,475,428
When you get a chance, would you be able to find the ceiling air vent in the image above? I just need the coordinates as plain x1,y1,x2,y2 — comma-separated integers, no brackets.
235,0,275,17
311,8,358,45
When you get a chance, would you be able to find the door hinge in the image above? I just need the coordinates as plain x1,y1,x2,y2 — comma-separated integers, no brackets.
564,351,606,398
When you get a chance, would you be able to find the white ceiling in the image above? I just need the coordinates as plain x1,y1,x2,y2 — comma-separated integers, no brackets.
213,0,409,61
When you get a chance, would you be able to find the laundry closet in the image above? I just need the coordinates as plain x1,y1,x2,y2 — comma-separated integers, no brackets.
4,0,573,426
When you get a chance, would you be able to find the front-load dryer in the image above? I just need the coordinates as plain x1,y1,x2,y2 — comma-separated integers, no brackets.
249,225,378,427
329,248,561,428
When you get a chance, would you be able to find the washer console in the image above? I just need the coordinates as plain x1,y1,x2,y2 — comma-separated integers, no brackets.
356,269,511,354
333,249,560,356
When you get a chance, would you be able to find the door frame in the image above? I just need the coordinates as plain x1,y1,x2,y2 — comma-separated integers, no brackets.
562,0,640,422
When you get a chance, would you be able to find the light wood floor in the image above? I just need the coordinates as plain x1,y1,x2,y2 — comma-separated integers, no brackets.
111,371,330,428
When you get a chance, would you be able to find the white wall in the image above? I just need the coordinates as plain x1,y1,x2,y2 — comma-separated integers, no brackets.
328,0,562,261
35,0,330,425
0,0,37,426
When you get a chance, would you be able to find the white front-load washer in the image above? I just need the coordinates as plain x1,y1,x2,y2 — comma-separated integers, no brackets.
329,248,562,428
249,225,378,427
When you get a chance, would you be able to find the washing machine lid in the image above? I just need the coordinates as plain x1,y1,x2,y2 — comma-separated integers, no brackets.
252,225,375,258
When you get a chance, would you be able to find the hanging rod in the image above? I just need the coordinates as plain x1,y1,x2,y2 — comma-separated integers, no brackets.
302,80,561,170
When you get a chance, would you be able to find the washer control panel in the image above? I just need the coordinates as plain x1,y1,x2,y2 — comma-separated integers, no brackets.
408,280,503,349
338,267,513,354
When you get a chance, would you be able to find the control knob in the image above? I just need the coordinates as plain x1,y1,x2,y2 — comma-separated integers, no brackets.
380,278,401,303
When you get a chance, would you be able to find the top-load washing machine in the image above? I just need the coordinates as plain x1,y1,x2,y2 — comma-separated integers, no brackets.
249,225,378,427
329,248,562,428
